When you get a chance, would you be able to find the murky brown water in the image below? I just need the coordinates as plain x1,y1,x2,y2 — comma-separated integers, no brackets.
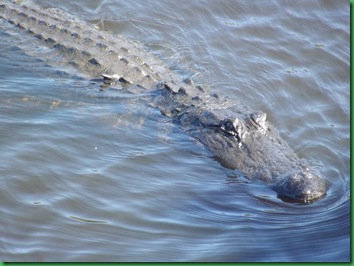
0,0,349,262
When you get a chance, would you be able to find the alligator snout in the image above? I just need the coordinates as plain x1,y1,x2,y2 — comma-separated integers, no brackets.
273,169,326,203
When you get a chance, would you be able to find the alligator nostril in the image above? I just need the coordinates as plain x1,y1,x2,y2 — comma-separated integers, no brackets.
273,170,326,203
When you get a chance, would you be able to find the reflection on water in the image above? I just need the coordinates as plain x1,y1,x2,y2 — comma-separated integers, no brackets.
0,0,350,262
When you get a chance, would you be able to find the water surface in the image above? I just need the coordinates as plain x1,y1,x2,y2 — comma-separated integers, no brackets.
0,0,350,262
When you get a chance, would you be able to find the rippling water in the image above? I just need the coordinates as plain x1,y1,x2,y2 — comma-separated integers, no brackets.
0,0,350,262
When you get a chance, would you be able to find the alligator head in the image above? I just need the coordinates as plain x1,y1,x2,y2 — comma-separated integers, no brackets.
189,105,326,203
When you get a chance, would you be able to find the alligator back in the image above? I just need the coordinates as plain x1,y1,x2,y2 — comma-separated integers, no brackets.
0,0,182,90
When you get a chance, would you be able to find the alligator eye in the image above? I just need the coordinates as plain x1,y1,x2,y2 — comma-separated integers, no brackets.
221,119,237,136
224,120,235,132
220,118,244,144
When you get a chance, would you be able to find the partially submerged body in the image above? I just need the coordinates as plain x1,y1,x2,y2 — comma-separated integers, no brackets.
0,1,326,203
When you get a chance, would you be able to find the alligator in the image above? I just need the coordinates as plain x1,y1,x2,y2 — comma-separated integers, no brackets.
0,1,326,203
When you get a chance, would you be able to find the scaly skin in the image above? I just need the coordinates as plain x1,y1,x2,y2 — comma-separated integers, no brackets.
0,1,326,203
